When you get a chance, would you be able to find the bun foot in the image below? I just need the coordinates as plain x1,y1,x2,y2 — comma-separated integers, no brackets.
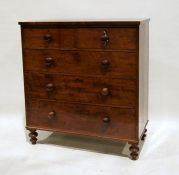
27,128,38,144
141,128,147,141
129,142,139,160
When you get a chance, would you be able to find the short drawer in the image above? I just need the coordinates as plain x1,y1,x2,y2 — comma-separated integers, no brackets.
22,28,137,50
22,28,75,49
23,50,137,78
24,72,137,107
77,28,137,50
26,99,137,140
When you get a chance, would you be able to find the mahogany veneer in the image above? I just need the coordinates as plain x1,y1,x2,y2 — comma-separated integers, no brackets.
19,19,149,160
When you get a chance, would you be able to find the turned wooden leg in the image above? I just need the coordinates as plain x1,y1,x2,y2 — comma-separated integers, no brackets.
129,142,139,160
141,128,147,141
27,128,38,144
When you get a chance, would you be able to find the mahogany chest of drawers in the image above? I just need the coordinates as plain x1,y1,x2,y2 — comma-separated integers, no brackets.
19,19,149,160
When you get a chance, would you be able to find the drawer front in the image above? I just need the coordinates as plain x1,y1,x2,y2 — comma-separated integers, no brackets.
22,28,137,50
22,28,75,49
26,99,137,140
23,50,137,78
77,28,137,50
24,72,136,107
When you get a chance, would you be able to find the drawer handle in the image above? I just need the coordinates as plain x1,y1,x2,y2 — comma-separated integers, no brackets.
43,33,52,43
103,116,110,123
48,111,56,119
101,87,110,96
101,30,109,47
45,57,54,66
101,59,110,69
46,83,54,92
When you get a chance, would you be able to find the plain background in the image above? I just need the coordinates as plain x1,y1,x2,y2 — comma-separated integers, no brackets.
0,0,179,174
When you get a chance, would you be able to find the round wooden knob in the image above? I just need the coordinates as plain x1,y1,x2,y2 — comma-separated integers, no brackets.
101,59,110,69
101,88,109,96
46,83,54,92
43,34,52,42
103,116,110,123
48,111,56,119
45,57,54,66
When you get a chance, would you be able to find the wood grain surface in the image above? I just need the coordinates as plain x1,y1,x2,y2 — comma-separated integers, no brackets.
23,50,137,78
24,72,137,107
22,28,137,50
26,99,137,140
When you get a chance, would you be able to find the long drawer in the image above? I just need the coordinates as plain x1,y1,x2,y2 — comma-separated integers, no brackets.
26,99,137,140
24,72,137,107
22,28,137,50
23,50,137,78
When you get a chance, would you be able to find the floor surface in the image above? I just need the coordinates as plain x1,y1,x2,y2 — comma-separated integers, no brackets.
0,115,178,175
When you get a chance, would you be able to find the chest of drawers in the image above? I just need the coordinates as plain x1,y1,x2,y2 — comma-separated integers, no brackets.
19,19,149,160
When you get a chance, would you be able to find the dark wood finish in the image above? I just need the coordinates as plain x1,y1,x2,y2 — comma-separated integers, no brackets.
23,28,75,49
26,127,38,144
19,19,149,160
18,20,145,28
22,28,137,50
129,142,139,160
23,50,137,78
26,99,137,140
76,28,137,50
24,72,137,107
